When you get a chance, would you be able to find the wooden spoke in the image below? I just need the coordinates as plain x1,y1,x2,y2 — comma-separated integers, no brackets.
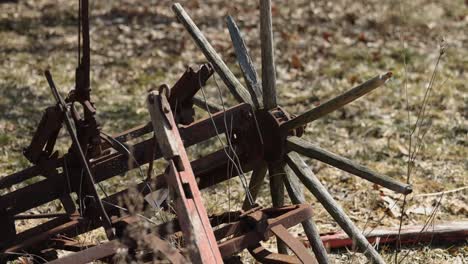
286,152,385,264
227,16,263,109
193,95,222,113
172,3,254,105
281,72,392,132
260,0,277,110
268,162,288,254
242,162,268,210
284,166,330,264
287,136,412,194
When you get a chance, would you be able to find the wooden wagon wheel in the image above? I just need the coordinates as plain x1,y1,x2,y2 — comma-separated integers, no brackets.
172,2,412,263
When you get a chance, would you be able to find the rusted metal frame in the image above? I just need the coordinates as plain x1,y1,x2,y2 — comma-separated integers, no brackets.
1,149,256,254
218,205,313,257
47,239,121,264
48,236,94,252
2,217,81,254
45,70,114,239
22,105,63,164
0,158,61,190
249,244,301,264
148,90,223,263
0,103,253,216
47,233,187,264
270,225,317,264
168,64,214,125
14,213,68,220
1,214,138,256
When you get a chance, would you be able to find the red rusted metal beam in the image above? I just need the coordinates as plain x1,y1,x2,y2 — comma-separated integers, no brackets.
317,221,468,250
0,103,257,216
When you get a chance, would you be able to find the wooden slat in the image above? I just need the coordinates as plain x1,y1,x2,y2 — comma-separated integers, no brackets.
227,15,263,109
172,3,254,106
286,152,385,264
281,72,392,132
268,162,288,254
287,136,412,194
284,166,329,264
260,0,277,110
242,162,268,210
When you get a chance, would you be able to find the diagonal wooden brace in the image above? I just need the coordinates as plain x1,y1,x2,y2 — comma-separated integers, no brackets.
147,90,223,264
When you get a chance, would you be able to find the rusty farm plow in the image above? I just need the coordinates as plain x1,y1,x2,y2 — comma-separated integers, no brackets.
0,1,412,263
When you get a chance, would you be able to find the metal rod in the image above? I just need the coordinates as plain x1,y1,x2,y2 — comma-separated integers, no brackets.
284,166,330,264
281,72,392,132
260,0,277,110
287,136,412,194
226,15,262,109
171,3,254,106
193,95,222,113
45,70,115,239
14,213,68,220
286,152,385,264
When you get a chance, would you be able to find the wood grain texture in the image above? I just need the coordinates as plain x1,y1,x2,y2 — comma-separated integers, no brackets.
284,165,330,264
286,152,385,264
242,162,268,210
281,72,392,132
260,0,277,110
227,16,263,109
287,136,412,194
172,3,253,106
268,162,288,254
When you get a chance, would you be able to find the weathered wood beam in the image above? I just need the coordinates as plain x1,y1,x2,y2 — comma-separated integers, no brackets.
287,136,412,195
268,162,288,254
260,0,277,110
281,72,392,132
172,3,254,106
227,15,263,109
242,162,268,210
284,166,329,264
286,152,385,264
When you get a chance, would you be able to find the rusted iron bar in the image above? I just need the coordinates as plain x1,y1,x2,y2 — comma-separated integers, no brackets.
260,0,277,110
318,221,468,250
45,70,114,239
227,15,262,109
0,104,255,216
217,205,313,257
171,3,254,106
1,149,259,255
286,152,385,264
249,244,302,264
270,224,318,264
147,90,223,263
47,240,121,264
281,72,392,133
13,213,67,220
287,136,412,195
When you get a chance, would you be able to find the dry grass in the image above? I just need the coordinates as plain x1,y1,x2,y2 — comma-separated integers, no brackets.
0,0,466,263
